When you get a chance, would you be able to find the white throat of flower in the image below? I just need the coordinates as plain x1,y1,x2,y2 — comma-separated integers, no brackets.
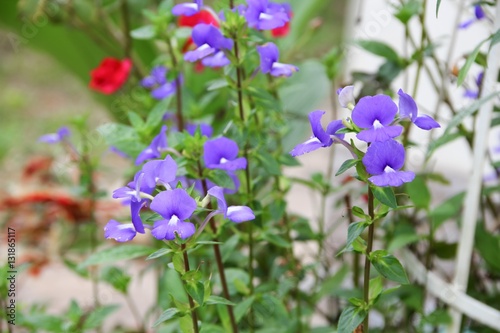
259,12,273,21
169,215,180,226
384,165,396,173
220,157,229,164
373,119,384,129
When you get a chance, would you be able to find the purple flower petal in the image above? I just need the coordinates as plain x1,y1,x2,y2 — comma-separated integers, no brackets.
475,5,485,20
207,186,228,212
104,220,138,242
309,110,332,145
338,86,355,108
150,188,197,221
151,82,176,100
362,140,406,175
357,125,403,143
201,51,231,67
173,3,200,16
204,137,243,169
209,157,247,171
270,62,298,77
326,119,345,140
130,198,147,233
184,44,216,62
226,206,255,223
142,155,178,188
289,139,324,157
135,125,168,165
368,170,415,187
187,123,213,137
38,126,71,144
152,217,196,240
398,89,418,122
257,43,279,74
414,115,440,130
352,95,398,129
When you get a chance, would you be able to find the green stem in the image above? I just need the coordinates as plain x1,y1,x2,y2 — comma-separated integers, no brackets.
344,194,360,288
362,188,375,332
198,166,239,333
120,0,132,58
181,244,199,333
166,37,185,131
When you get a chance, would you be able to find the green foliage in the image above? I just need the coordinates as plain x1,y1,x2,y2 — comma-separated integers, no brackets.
370,250,410,284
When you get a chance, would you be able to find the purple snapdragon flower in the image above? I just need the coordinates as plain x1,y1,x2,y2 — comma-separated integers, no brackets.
149,189,197,240
207,186,255,223
398,89,440,130
244,0,290,30
141,66,180,100
135,125,168,165
203,137,247,171
38,127,71,144
256,43,298,77
172,0,203,17
351,95,403,142
362,140,415,187
290,110,344,156
184,24,233,67
459,5,486,29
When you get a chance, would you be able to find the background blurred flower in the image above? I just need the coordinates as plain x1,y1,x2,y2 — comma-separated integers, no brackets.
89,57,132,94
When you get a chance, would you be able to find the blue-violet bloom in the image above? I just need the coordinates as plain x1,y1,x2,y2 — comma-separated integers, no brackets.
398,89,440,130
141,66,179,100
184,24,233,67
464,72,484,99
362,140,415,187
38,126,71,144
244,0,290,30
149,189,197,240
257,42,298,77
142,155,178,189
290,110,345,156
351,95,402,142
135,125,168,165
173,0,203,17
459,5,486,29
208,186,255,223
187,123,213,137
104,220,144,242
204,137,247,171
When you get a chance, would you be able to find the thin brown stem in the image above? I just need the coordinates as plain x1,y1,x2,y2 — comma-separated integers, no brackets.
120,0,132,58
181,244,199,333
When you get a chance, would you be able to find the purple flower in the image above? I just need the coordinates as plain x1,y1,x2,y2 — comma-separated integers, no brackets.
172,0,203,17
136,125,168,165
337,86,355,108
187,123,213,137
459,5,486,29
208,186,255,223
351,95,403,142
38,126,71,144
244,0,290,30
142,155,178,189
149,189,197,240
203,137,247,171
256,43,298,77
464,72,484,99
141,66,179,100
290,110,345,156
184,24,233,67
362,140,415,187
110,146,130,159
104,220,141,242
398,89,440,130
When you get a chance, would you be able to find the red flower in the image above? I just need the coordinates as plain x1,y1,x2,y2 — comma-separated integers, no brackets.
178,9,219,28
271,11,292,37
89,57,132,94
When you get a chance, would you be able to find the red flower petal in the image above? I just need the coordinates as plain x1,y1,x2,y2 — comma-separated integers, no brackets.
89,57,132,95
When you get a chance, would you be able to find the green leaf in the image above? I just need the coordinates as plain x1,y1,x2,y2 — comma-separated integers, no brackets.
370,250,409,284
146,98,172,128
458,36,489,85
475,223,500,272
207,169,234,189
83,305,119,329
172,253,186,274
315,264,349,300
337,305,367,333
262,232,291,248
147,248,174,260
346,221,370,251
256,151,282,176
234,295,255,323
432,241,457,259
180,315,195,333
100,266,131,294
429,192,465,231
130,25,155,40
79,245,155,267
206,295,236,306
369,276,384,303
436,0,442,18
371,186,397,209
405,175,431,209
206,79,229,91
336,159,359,176
186,281,205,306
445,92,500,133
356,40,401,63
488,28,500,52
153,308,184,327
127,111,144,129
394,0,421,24
387,233,421,252
351,206,367,219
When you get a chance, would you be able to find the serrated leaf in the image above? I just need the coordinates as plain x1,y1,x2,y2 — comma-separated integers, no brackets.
336,159,359,176
371,185,397,209
337,305,367,333
153,308,183,327
370,250,409,284
79,245,155,268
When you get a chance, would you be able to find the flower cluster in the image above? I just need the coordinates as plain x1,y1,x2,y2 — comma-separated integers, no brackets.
291,87,440,187
105,126,254,243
